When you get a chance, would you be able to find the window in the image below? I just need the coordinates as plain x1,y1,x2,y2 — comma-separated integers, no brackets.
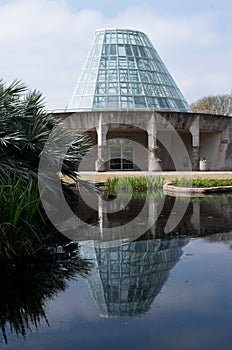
110,140,134,170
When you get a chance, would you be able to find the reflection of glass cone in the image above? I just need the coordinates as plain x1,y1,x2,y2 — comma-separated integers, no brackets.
80,237,189,317
67,29,190,112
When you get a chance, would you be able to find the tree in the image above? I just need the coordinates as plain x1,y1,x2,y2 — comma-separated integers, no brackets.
190,94,232,115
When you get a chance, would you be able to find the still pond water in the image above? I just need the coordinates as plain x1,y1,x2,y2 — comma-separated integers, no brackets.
1,194,232,350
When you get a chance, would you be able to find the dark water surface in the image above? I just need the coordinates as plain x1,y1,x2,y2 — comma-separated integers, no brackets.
1,194,232,350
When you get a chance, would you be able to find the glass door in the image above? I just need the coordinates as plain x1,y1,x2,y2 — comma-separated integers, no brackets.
110,140,134,170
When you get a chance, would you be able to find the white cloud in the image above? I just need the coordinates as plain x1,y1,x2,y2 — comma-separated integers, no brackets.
0,0,231,109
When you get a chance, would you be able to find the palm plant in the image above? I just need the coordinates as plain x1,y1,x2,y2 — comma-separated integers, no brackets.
0,79,90,184
0,79,91,258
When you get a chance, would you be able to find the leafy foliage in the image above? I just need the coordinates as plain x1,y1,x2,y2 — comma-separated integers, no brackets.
190,94,232,115
173,177,232,187
0,79,90,183
0,79,91,258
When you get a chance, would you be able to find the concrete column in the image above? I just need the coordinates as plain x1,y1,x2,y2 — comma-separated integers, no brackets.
216,128,230,170
189,116,200,171
95,114,108,172
147,114,160,171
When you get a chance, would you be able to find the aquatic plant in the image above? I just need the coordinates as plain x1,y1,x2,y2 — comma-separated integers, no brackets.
106,176,165,194
0,176,46,258
173,177,232,187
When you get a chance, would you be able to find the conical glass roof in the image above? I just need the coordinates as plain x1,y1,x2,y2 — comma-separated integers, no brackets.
67,29,191,112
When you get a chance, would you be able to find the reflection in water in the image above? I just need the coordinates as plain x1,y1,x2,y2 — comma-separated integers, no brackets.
0,248,91,344
72,193,232,242
80,237,189,317
1,194,232,348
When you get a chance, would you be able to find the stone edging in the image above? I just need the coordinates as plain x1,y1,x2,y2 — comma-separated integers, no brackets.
163,182,232,194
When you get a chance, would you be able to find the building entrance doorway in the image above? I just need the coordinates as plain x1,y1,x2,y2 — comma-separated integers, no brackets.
110,140,134,170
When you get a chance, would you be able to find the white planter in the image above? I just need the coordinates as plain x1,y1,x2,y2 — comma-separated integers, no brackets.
199,160,210,171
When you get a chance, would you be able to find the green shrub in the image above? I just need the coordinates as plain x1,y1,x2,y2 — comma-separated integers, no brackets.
173,178,232,187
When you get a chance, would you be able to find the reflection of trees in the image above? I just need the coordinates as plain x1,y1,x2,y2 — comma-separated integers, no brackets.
203,232,232,248
0,249,91,344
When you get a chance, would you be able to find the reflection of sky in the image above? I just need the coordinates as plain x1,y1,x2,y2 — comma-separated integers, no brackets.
4,236,232,350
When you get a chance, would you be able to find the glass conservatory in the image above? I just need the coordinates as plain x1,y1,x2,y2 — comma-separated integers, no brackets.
67,28,190,112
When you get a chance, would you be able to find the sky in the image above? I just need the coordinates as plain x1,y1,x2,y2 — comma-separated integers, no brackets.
0,0,232,110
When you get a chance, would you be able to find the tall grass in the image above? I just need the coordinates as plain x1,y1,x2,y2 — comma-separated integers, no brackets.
106,176,165,194
173,177,232,187
0,176,45,258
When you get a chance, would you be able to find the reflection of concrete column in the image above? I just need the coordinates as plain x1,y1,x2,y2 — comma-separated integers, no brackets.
149,197,158,237
98,196,109,240
190,201,200,234
147,114,159,171
95,114,108,172
190,116,200,170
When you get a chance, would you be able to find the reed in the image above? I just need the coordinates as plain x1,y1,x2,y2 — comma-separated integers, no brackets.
106,175,165,194
0,176,45,258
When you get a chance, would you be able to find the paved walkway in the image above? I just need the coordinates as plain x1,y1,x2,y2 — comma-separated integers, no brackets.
78,171,232,183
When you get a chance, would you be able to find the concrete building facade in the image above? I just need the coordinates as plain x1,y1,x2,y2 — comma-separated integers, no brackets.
54,29,232,172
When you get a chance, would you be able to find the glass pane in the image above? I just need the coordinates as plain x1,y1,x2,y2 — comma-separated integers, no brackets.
130,70,139,81
80,71,88,82
118,57,127,68
131,83,143,94
73,84,84,95
102,44,110,55
134,96,146,107
108,82,118,94
132,45,139,57
79,96,93,108
125,45,132,56
139,71,149,82
111,32,116,44
119,70,129,82
96,83,106,94
109,57,117,68
139,46,147,57
83,84,95,95
136,58,144,69
93,45,102,56
147,97,159,108
123,32,129,44
110,44,116,55
118,45,126,56
98,70,108,81
128,57,136,69
120,83,131,95
93,96,106,107
88,70,97,81
100,57,108,68
117,32,123,44
108,69,118,81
